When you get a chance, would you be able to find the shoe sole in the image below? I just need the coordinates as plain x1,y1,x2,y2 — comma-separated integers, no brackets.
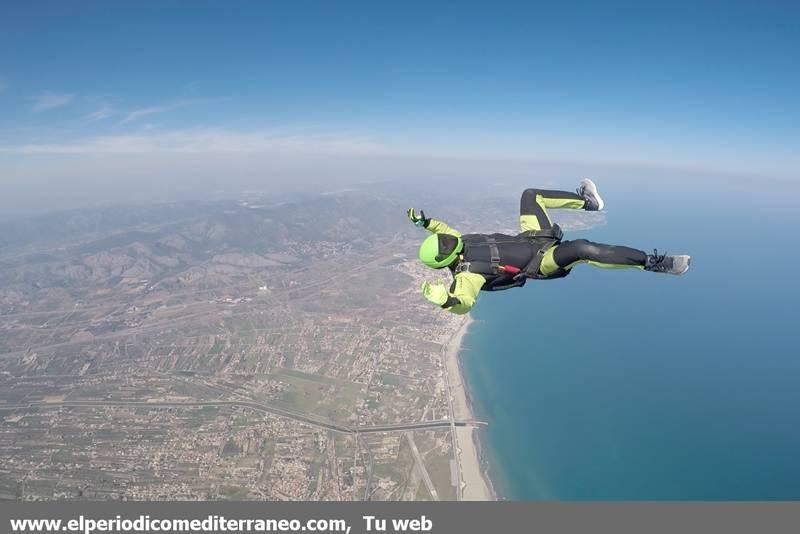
581,178,604,211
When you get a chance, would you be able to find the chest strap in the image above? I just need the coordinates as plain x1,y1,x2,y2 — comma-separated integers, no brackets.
487,238,501,270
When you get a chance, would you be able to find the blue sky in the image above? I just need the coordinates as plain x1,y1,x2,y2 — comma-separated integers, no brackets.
0,1,798,210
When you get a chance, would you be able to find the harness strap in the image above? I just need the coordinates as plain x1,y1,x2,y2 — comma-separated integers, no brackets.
522,223,563,241
516,248,549,280
454,261,471,274
487,238,501,270
457,228,565,284
515,225,564,280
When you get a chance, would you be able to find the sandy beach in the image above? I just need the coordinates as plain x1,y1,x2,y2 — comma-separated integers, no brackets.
445,315,495,501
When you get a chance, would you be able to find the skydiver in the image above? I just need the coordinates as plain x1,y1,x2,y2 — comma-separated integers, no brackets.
408,179,690,314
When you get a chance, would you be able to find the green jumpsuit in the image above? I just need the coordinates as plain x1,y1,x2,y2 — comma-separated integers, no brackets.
425,188,649,314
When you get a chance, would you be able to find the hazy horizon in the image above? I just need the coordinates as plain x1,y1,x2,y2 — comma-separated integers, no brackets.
2,152,798,221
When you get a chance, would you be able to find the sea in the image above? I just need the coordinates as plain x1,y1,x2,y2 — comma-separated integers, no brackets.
460,178,800,500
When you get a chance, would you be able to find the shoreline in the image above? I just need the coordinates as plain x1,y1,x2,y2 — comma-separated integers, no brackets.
444,315,496,501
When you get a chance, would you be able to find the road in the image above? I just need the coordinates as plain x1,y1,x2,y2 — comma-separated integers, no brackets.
440,323,462,500
0,399,486,435
356,419,485,434
406,432,439,500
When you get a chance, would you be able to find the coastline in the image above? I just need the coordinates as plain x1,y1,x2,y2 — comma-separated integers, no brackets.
444,314,496,501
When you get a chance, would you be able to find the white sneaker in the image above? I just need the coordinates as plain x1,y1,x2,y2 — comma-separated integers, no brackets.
645,252,691,275
577,178,604,211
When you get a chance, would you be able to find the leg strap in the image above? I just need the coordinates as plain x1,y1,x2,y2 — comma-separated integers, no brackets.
516,233,563,280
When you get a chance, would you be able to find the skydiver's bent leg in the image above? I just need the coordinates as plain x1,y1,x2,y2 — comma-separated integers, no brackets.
519,179,603,233
519,189,585,232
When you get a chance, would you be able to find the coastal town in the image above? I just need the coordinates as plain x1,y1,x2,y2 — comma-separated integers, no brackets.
0,191,601,501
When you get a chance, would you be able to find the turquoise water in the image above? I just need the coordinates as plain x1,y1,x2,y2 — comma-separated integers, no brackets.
461,183,800,500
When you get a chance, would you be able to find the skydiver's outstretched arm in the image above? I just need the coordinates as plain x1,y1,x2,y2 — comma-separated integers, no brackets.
407,208,461,237
422,272,485,315
425,219,461,237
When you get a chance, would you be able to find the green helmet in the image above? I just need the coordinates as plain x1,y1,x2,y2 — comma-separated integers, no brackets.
418,233,463,269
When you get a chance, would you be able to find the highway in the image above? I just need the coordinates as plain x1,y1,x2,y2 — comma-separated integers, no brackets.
0,399,486,435
406,432,439,500
355,419,486,434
